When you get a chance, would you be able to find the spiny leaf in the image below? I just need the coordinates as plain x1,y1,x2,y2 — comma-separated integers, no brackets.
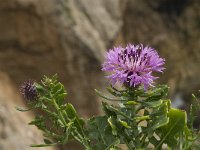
108,117,118,135
140,100,163,108
65,103,77,119
15,106,35,112
30,142,59,147
95,89,123,101
155,108,187,149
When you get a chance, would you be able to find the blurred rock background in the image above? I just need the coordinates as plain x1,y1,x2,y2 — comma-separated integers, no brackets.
0,0,199,149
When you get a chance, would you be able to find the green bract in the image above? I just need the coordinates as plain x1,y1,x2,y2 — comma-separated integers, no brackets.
18,75,200,150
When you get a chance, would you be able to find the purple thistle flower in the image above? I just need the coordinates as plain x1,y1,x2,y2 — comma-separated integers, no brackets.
102,44,165,89
20,80,38,101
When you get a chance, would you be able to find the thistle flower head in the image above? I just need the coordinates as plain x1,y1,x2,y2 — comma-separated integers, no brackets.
102,44,165,89
20,80,38,101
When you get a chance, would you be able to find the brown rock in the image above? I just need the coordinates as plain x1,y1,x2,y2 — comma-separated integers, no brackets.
120,0,200,104
0,0,125,149
0,0,124,116
0,72,57,150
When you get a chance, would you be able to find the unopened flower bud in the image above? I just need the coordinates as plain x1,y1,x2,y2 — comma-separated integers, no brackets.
20,80,38,101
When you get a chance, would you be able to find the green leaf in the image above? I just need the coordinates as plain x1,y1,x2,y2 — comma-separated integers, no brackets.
88,116,119,150
15,106,35,112
150,101,169,129
58,119,65,127
65,103,77,119
95,89,122,101
135,115,150,121
141,100,163,108
143,85,168,101
29,116,44,125
30,142,59,147
152,114,169,131
102,102,117,117
125,101,138,105
35,83,45,94
118,119,131,129
107,86,123,97
156,108,187,149
62,121,74,143
149,136,159,147
57,93,67,101
108,117,118,135
105,139,120,150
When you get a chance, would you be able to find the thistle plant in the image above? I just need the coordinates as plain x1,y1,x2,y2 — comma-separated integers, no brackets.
18,44,200,150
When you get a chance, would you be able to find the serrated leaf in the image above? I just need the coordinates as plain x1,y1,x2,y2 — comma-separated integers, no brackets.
102,102,117,117
149,136,159,147
15,106,35,112
107,86,123,97
62,121,74,143
58,119,65,127
88,116,108,139
141,100,163,108
30,142,59,147
108,117,118,135
144,85,168,100
151,114,169,131
88,116,119,150
57,93,67,100
149,103,169,130
155,108,187,149
105,139,120,150
65,103,77,119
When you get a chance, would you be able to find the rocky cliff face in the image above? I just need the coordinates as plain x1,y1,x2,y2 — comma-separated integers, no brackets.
0,0,124,116
0,0,125,149
0,72,57,150
0,0,200,149
120,0,200,106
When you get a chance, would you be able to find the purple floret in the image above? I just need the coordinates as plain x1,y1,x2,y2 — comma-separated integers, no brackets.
102,44,165,89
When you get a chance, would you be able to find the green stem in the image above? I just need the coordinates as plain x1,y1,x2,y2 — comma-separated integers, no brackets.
53,99,90,149
109,105,133,121
135,115,150,121
155,119,180,149
43,108,58,118
53,99,67,126
179,131,183,150
123,130,134,149
43,128,61,139
125,140,132,150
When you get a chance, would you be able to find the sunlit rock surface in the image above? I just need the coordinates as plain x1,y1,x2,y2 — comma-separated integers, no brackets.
0,72,57,150
0,0,125,149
